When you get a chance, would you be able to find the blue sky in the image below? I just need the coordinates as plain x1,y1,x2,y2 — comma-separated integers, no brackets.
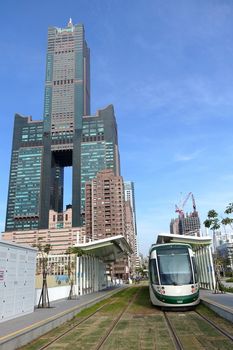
1,0,233,255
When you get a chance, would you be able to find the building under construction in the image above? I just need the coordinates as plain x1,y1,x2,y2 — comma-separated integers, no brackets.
170,192,201,236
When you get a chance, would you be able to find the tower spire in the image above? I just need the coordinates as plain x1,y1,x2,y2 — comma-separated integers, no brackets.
68,18,73,27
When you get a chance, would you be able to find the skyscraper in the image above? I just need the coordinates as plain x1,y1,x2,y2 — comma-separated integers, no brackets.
5,20,119,232
124,182,137,236
40,19,90,229
5,116,44,231
124,182,138,254
85,169,125,241
81,105,120,213
85,169,135,279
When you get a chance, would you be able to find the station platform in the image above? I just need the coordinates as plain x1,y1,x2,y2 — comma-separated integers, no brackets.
200,289,233,323
1,287,232,350
0,286,124,350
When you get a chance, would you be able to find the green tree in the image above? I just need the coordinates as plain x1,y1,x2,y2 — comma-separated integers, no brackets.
221,202,233,230
204,203,233,285
203,210,226,293
33,239,51,308
65,247,84,300
203,209,220,231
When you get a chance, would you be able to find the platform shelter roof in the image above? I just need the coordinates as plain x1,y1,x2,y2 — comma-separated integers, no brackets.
156,233,216,290
75,235,133,262
156,233,212,250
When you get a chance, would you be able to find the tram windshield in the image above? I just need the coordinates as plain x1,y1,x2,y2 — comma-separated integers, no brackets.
157,246,193,285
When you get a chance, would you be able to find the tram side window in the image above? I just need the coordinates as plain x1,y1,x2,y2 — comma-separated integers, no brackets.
192,257,198,283
149,259,159,284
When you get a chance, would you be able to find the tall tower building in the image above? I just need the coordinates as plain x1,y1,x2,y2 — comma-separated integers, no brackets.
5,20,119,232
85,169,132,279
124,200,138,273
81,105,120,213
124,181,138,254
85,169,125,241
5,116,44,231
124,182,137,235
40,19,90,229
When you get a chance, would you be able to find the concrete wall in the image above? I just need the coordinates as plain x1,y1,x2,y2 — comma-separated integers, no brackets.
34,256,108,304
0,241,37,322
35,285,70,305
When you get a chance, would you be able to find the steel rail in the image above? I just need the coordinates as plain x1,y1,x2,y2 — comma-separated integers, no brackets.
37,301,113,350
163,312,184,350
194,310,233,343
94,289,140,350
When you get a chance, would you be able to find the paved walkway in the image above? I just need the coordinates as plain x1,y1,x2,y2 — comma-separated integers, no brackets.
200,289,233,324
0,286,123,341
1,286,232,349
200,289,233,309
2,288,232,339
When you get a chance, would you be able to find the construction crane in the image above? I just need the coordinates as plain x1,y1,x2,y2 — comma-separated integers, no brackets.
175,192,197,217
191,193,197,212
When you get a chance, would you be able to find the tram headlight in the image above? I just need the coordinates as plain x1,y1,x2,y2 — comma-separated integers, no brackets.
154,285,166,294
156,286,165,294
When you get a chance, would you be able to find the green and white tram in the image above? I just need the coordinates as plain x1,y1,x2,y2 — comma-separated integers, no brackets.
149,243,199,307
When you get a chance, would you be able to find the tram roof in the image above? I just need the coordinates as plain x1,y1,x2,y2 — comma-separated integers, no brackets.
156,233,212,249
75,235,133,263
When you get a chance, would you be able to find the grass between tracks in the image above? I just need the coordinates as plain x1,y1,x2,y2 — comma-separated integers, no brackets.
19,285,233,350
19,286,139,350
167,310,233,350
196,303,233,336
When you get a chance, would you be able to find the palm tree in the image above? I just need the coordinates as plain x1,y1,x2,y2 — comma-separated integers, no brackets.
221,202,233,230
203,210,224,293
203,209,220,232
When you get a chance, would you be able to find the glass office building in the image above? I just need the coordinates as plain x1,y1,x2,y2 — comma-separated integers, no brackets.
5,20,120,232
6,116,43,231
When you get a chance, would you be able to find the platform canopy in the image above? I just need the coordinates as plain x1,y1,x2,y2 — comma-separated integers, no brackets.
155,233,216,290
156,233,212,248
75,235,133,263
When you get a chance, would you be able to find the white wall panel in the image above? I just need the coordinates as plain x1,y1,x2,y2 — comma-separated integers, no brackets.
0,241,37,322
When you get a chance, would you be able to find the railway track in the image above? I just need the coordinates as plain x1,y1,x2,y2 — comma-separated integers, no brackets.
36,288,139,350
37,301,112,350
94,289,140,349
194,310,233,343
19,286,233,350
163,310,233,350
163,311,184,350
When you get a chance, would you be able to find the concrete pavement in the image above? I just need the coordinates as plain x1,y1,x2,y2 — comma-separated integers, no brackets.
0,286,124,350
1,286,232,350
200,289,233,323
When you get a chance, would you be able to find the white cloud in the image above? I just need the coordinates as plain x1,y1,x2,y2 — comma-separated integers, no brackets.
174,154,195,162
173,149,202,162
